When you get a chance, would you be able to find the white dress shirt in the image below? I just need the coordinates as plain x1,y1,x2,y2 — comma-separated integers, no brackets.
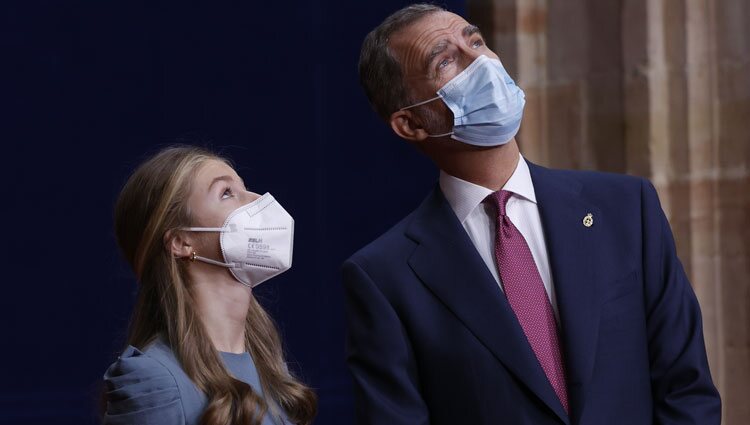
439,154,559,319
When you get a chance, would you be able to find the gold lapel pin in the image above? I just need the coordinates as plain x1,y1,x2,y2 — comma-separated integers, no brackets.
583,213,594,228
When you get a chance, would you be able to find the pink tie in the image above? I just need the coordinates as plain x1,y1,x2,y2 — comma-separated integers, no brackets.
488,190,569,413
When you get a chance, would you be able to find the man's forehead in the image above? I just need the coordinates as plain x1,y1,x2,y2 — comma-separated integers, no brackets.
389,12,472,68
392,11,469,45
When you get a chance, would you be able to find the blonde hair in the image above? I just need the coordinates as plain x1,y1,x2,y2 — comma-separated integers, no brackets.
112,145,317,425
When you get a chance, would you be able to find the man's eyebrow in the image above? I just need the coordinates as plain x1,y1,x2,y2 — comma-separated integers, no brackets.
424,25,484,71
463,24,482,38
425,40,449,70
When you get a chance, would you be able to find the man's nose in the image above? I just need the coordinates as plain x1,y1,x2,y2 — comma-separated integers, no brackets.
456,41,483,70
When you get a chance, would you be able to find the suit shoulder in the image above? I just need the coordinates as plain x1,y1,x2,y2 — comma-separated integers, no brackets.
550,167,650,203
556,167,644,190
530,164,658,222
344,210,417,270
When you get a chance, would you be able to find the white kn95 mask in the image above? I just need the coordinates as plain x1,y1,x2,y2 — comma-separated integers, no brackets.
181,193,294,288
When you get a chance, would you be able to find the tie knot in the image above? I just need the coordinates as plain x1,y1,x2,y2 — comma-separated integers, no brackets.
487,190,513,217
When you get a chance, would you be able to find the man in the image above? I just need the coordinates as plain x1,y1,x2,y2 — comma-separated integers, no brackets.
342,4,721,425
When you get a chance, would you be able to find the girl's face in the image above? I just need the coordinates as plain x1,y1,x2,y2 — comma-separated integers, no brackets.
188,159,260,228
182,159,260,260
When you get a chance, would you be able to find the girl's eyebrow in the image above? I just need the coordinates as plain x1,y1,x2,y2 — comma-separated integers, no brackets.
208,175,235,191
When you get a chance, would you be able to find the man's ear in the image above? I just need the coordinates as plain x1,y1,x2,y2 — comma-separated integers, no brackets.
164,229,193,259
390,109,430,142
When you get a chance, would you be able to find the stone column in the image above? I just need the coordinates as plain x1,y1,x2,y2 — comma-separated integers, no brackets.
468,0,750,422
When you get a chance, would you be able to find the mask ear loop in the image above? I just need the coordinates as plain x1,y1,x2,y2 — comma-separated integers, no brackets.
181,227,236,268
187,250,234,268
399,95,454,138
182,224,236,232
400,94,441,111
427,131,454,138
186,250,252,288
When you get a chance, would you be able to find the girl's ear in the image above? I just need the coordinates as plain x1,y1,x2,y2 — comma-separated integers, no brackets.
164,229,193,259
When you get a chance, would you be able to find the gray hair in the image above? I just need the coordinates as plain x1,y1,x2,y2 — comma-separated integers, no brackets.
358,3,446,121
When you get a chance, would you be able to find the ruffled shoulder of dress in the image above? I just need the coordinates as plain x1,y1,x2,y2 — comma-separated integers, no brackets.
102,345,186,425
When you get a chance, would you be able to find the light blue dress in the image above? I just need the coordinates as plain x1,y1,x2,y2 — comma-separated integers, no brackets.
102,338,289,425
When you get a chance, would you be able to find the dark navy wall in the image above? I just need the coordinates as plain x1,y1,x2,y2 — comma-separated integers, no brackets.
0,1,464,424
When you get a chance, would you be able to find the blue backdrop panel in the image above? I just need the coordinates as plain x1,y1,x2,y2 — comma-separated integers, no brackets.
0,1,464,423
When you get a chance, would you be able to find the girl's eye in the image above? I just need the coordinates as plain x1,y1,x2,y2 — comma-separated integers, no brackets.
221,187,234,199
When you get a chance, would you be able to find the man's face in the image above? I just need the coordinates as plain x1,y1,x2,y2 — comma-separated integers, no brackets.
390,11,498,107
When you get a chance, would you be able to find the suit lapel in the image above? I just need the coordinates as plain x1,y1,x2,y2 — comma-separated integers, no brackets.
528,162,602,422
406,188,570,425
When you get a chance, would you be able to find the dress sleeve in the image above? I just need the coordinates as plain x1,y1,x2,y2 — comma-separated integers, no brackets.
102,346,185,425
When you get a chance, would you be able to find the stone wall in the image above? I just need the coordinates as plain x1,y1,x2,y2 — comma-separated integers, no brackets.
468,0,750,422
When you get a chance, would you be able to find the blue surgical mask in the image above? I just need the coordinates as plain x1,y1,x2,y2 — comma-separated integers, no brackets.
401,55,526,147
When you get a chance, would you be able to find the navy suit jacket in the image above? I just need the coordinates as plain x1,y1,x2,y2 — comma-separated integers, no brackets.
342,162,721,425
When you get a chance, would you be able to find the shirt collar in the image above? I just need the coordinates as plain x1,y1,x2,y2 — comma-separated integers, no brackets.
439,154,537,224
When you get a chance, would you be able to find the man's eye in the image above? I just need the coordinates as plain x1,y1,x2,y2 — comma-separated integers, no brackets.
472,39,484,48
438,58,450,69
221,188,234,199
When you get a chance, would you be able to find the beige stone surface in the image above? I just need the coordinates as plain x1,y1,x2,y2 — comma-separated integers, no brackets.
468,0,750,422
